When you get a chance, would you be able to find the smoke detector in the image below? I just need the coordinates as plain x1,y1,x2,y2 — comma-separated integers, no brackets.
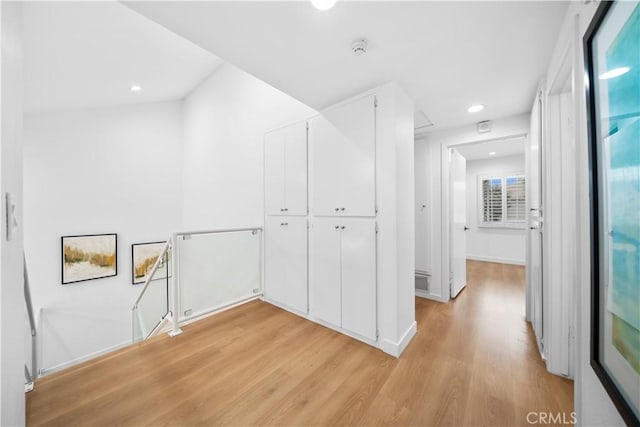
351,39,368,56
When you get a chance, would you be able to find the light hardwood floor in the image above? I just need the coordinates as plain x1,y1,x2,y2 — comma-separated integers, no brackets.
27,260,573,426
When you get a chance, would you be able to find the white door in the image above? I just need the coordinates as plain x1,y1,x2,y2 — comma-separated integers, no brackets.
283,122,308,216
264,129,285,216
309,95,375,217
529,93,544,345
309,218,342,327
415,140,429,275
450,149,467,298
341,219,377,340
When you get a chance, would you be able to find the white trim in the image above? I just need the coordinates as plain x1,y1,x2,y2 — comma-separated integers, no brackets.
39,340,130,377
381,321,417,358
466,254,525,266
415,290,449,303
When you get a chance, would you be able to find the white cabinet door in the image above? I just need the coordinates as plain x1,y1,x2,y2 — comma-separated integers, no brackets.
283,217,308,313
265,217,308,313
310,95,375,217
265,130,285,216
284,122,308,216
309,218,342,327
265,216,288,306
341,219,377,340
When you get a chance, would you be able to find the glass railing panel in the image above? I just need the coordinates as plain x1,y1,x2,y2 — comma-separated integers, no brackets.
132,247,171,343
178,229,262,320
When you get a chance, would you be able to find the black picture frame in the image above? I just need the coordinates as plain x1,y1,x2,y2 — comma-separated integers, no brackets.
61,233,118,284
585,1,640,425
131,241,167,285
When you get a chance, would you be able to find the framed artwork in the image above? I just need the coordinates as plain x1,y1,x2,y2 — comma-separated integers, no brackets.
131,241,168,285
585,1,639,425
61,234,117,284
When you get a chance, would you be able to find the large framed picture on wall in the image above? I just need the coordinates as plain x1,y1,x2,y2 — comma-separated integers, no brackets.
584,1,640,425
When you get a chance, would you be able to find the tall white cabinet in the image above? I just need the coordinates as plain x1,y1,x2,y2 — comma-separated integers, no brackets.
264,121,308,313
264,83,415,357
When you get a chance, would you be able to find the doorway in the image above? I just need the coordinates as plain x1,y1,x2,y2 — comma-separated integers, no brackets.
449,137,528,299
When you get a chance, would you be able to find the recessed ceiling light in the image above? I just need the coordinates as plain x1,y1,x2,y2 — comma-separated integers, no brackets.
311,0,337,10
467,104,484,113
130,85,142,92
488,151,496,156
599,67,630,80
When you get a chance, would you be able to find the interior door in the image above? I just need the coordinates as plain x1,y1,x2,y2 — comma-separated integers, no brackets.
529,93,544,346
283,122,308,216
450,149,467,298
309,95,375,217
264,129,285,215
341,219,377,341
309,218,342,327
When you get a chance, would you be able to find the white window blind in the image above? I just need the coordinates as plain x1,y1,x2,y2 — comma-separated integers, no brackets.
479,173,526,227
506,175,526,222
482,178,503,222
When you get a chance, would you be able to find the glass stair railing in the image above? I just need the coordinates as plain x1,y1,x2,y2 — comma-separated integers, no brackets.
132,240,171,344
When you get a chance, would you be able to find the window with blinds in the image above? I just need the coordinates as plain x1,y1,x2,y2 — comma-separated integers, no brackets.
482,178,503,222
506,176,526,222
479,174,526,227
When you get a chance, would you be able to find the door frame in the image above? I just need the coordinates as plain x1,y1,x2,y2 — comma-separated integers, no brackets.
440,133,528,303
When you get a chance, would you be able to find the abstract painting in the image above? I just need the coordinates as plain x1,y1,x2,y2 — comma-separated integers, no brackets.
62,234,117,284
131,241,167,285
585,1,640,424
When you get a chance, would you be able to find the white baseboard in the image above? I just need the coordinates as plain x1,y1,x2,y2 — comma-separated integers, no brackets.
381,321,417,358
415,289,449,303
39,340,131,377
466,254,525,266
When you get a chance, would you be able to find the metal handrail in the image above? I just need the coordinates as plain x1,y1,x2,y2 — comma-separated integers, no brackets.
174,227,262,237
24,252,37,388
132,238,172,310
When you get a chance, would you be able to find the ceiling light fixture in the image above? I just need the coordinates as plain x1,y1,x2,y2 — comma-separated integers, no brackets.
488,151,496,156
599,66,630,80
130,85,142,92
467,104,484,113
311,0,337,10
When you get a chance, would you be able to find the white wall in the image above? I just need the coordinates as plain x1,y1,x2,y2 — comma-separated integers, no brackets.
182,63,315,230
1,2,25,425
465,154,526,265
24,101,184,374
421,114,529,302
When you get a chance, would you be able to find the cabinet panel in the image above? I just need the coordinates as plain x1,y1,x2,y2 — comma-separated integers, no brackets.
265,217,307,313
265,216,288,306
310,95,375,217
283,217,308,312
309,218,342,327
284,122,308,216
265,131,285,216
341,219,377,340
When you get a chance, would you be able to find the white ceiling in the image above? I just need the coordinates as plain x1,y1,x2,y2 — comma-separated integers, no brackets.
124,1,568,130
23,1,223,112
455,136,526,161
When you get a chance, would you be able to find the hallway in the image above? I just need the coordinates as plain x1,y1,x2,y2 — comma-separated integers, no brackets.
26,260,572,426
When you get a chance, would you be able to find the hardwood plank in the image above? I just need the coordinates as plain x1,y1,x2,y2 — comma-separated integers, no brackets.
27,261,573,426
